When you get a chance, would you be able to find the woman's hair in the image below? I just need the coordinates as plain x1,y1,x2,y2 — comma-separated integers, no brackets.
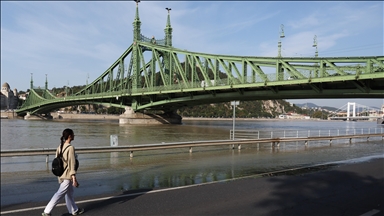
61,128,74,146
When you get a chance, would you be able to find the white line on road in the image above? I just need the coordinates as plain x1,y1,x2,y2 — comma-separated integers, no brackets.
360,209,380,216
0,180,224,215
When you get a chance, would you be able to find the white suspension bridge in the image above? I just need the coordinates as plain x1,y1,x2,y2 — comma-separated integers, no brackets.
328,102,384,122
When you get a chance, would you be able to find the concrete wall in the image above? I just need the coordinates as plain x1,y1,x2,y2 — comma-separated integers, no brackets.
55,113,120,120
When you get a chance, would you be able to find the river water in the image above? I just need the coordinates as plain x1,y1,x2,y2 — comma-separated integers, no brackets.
1,118,383,207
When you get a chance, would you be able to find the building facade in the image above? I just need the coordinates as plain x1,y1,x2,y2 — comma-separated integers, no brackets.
1,82,18,110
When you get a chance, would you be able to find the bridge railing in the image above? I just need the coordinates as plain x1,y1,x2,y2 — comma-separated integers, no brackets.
230,127,384,140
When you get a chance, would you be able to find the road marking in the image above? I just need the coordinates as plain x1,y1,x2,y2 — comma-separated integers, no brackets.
0,180,223,215
360,209,380,216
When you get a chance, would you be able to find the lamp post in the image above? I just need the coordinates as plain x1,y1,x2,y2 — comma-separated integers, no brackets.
231,101,240,140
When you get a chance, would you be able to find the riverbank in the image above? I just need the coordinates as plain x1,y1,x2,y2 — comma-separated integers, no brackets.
2,111,375,122
0,110,18,119
182,117,326,121
54,113,120,120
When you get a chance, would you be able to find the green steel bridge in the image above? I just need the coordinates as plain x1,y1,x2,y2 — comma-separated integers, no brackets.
17,3,384,119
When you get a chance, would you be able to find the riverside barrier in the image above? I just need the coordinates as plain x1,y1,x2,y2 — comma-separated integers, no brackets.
230,127,384,140
1,128,383,160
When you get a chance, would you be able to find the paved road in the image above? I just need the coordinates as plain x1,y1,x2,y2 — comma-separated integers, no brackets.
2,158,383,216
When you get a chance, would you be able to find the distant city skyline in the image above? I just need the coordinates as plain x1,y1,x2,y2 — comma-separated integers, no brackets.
1,1,383,109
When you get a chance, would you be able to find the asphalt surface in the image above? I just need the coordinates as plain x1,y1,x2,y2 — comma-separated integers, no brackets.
2,158,383,216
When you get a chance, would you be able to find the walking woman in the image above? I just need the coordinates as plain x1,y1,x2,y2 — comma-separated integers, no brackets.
42,128,84,216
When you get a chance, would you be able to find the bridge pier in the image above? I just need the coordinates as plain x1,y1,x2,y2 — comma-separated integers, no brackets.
24,112,53,120
119,107,182,124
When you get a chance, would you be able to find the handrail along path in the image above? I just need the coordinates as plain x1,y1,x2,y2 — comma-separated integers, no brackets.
2,132,383,159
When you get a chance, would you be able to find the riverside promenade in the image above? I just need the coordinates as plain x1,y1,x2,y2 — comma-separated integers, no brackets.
1,158,383,216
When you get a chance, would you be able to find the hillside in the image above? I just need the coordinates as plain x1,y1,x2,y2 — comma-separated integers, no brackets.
177,100,320,118
294,103,339,112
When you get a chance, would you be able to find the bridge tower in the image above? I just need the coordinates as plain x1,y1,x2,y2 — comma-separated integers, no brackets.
165,8,172,47
276,24,285,81
347,102,356,121
313,35,319,78
131,0,142,110
132,0,142,92
277,24,285,58
45,74,48,90
30,73,33,90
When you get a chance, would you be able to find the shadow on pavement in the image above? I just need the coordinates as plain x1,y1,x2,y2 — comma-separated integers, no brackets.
74,188,153,216
253,163,384,216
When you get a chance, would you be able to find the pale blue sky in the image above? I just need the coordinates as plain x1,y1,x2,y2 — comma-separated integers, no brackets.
1,1,383,108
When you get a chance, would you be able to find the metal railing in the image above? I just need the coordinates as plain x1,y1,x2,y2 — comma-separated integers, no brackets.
2,130,383,160
230,127,384,140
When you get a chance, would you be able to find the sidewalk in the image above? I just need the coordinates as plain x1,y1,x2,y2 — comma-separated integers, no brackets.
2,158,383,216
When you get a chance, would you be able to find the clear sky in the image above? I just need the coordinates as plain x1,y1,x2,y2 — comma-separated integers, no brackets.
1,1,383,108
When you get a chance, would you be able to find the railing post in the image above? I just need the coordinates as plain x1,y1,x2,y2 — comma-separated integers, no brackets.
46,155,49,163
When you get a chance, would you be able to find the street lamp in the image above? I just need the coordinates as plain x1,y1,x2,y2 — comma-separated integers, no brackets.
231,101,240,140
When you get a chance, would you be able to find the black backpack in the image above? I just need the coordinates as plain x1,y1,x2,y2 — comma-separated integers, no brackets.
51,145,79,176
